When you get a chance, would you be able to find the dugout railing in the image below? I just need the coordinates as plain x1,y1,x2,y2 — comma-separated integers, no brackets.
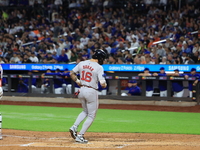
2,73,200,105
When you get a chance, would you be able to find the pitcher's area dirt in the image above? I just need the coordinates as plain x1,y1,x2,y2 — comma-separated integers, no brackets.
1,100,200,150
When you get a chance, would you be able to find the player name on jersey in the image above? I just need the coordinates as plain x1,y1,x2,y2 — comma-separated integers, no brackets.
83,65,94,71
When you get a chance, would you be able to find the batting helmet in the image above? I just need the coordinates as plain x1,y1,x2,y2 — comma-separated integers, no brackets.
92,49,107,65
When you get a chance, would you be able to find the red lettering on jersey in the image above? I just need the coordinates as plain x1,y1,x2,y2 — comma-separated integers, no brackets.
81,71,92,82
83,65,94,71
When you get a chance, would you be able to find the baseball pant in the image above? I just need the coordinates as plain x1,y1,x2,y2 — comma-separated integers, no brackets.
160,90,167,97
173,90,184,97
41,85,49,94
73,86,98,135
189,91,192,98
66,84,79,94
98,89,107,95
146,90,153,97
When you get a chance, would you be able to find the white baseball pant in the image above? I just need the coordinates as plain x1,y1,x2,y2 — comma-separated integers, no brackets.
160,90,167,97
189,91,192,98
173,90,184,97
146,90,153,97
73,86,98,135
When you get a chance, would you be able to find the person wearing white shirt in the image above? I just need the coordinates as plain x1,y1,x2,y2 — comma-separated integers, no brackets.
29,52,39,63
46,45,57,54
131,38,139,48
80,34,90,46
76,41,84,50
54,0,62,5
58,39,66,50
160,56,167,64
10,53,20,63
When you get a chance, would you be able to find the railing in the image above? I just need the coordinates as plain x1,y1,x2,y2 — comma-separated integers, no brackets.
2,74,199,104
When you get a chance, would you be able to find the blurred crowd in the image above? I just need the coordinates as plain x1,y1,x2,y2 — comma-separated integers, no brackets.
0,0,199,65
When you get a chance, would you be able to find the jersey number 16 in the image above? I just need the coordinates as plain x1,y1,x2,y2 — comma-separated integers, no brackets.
81,71,92,82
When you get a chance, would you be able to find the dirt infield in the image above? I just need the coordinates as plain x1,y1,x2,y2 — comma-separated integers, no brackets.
1,100,200,150
1,129,200,150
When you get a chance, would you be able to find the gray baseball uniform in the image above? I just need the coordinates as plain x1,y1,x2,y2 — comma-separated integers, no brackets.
72,60,105,135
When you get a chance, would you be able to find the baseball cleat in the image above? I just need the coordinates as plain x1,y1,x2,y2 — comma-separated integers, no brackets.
75,134,88,143
69,126,77,139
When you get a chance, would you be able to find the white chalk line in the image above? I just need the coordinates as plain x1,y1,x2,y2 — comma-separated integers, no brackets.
2,134,68,140
20,143,35,146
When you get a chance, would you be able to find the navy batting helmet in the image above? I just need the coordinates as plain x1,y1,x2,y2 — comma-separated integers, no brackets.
92,49,107,65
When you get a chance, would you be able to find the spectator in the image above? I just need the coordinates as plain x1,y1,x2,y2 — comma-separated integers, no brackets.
10,52,20,63
159,56,167,64
29,52,39,63
57,49,69,63
156,44,166,57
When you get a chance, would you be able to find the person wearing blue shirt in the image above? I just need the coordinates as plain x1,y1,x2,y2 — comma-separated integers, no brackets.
41,69,51,94
59,68,73,94
138,68,153,97
98,82,107,95
124,80,134,91
45,68,65,94
153,67,167,97
22,70,37,90
17,79,28,93
184,68,200,98
168,69,184,97
127,80,141,96
57,49,69,63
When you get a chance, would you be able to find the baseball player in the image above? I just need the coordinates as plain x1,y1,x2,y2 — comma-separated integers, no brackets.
0,64,3,99
169,69,184,97
138,68,153,97
184,68,200,98
121,80,141,96
69,49,107,143
127,80,141,96
153,67,167,97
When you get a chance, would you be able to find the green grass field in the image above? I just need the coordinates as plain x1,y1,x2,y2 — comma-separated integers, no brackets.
0,105,200,134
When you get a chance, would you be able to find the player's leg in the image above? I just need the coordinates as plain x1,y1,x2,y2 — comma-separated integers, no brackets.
146,90,153,97
77,88,98,143
189,91,192,98
101,89,107,95
176,90,184,97
160,90,167,97
69,88,88,139
41,85,45,94
66,84,72,94
62,84,66,94
173,92,177,97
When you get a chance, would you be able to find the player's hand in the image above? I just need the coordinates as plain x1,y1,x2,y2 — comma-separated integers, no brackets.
101,82,107,88
185,75,189,79
75,80,82,87
73,90,80,98
173,73,179,76
153,73,158,76
193,80,198,86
